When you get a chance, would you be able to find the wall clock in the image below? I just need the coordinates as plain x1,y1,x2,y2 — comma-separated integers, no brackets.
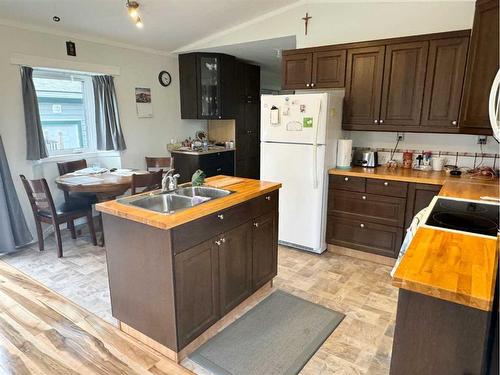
158,71,172,87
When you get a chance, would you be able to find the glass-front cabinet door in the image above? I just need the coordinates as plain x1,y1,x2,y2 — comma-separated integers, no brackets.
199,55,220,118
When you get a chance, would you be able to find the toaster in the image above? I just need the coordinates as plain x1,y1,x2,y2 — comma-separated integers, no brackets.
353,150,378,168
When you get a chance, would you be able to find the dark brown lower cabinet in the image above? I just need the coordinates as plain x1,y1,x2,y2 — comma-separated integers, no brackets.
252,211,278,290
405,183,441,228
219,222,253,315
327,215,403,258
174,237,220,349
390,289,492,375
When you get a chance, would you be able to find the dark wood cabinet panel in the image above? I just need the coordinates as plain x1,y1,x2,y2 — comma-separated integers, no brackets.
329,190,406,227
174,237,220,349
312,50,346,88
327,215,403,258
404,183,441,228
219,222,253,315
421,37,469,128
330,174,366,192
172,151,235,184
252,211,278,290
235,61,260,179
344,46,385,125
281,52,312,90
460,0,499,133
179,53,235,120
366,178,408,198
380,41,428,126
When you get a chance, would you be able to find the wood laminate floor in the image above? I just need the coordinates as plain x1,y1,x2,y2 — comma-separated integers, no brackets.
1,229,397,374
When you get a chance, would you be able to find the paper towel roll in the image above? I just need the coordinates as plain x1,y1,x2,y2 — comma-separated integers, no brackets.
336,139,352,169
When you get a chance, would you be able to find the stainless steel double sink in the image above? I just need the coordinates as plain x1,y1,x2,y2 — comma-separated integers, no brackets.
117,186,233,214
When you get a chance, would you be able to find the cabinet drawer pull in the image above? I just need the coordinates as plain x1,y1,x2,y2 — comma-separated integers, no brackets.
217,214,224,220
362,195,367,200
221,237,226,243
374,120,378,124
215,239,221,245
265,195,271,201
311,83,315,87
452,120,457,125
253,222,259,228
344,177,349,181
360,223,365,228
379,119,384,124
216,167,222,172
384,181,389,186
306,83,311,87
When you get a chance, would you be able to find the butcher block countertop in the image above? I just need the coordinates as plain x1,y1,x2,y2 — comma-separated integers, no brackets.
96,176,281,231
329,167,499,311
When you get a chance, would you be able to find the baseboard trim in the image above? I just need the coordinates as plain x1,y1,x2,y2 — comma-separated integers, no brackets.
328,244,396,266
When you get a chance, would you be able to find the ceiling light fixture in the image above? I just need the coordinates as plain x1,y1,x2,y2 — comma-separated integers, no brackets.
135,17,144,28
126,1,140,20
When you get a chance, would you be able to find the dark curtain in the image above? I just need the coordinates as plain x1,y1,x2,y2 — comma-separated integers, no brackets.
92,75,126,151
21,66,48,160
0,136,32,253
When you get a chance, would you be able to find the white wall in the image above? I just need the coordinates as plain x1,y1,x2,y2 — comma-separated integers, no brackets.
179,1,499,160
0,24,205,236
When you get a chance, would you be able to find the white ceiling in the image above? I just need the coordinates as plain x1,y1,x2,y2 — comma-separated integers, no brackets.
0,0,294,53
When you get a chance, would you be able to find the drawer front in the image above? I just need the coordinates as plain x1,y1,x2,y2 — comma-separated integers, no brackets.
330,175,366,192
172,200,251,254
329,190,406,227
326,215,403,258
251,190,278,218
366,178,408,198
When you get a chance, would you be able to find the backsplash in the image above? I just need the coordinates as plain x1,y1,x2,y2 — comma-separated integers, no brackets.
353,146,499,170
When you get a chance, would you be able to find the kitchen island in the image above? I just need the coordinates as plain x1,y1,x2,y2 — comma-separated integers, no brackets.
96,176,281,362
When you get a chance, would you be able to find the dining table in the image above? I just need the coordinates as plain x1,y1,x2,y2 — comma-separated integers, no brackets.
55,169,149,245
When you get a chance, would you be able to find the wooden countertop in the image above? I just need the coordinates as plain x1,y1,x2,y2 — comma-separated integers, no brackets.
329,167,499,311
96,176,281,231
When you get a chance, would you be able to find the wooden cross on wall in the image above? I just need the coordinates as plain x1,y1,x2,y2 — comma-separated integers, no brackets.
302,12,312,35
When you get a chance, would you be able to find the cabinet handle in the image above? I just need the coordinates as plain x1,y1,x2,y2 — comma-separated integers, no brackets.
384,181,389,186
221,237,226,243
306,83,310,87
374,120,378,124
379,120,384,124
217,214,224,220
265,195,271,201
344,177,349,181
311,83,315,87
452,120,457,125
215,239,221,245
360,223,365,228
253,222,259,228
362,195,367,200
216,168,222,172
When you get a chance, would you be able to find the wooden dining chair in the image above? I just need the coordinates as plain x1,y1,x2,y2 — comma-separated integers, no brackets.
20,175,97,258
130,170,163,195
145,157,174,172
56,159,98,204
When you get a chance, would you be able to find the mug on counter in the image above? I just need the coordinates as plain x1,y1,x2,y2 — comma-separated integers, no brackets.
432,157,445,171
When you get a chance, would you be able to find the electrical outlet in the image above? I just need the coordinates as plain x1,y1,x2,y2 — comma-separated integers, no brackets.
396,132,404,142
477,136,487,145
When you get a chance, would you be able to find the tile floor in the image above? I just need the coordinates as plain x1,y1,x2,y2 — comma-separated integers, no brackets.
1,228,398,374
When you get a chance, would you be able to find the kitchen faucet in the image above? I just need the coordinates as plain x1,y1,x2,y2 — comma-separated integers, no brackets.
162,169,180,192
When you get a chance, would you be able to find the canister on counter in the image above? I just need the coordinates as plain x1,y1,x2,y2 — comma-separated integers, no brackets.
403,151,413,169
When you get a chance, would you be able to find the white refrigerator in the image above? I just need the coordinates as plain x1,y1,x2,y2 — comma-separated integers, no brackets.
260,91,344,254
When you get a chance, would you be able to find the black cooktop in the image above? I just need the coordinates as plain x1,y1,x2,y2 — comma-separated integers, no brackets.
425,198,499,237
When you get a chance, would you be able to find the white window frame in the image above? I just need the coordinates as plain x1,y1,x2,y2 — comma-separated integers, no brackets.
33,68,97,157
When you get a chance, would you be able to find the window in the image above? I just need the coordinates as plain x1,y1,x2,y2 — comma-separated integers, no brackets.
33,69,96,156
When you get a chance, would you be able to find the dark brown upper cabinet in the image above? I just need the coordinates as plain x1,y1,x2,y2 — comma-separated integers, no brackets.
282,50,346,90
421,37,469,129
282,52,312,89
179,52,235,120
380,41,428,127
312,50,346,88
460,0,499,135
343,46,385,126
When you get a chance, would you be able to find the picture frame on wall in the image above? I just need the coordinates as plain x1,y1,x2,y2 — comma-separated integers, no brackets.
135,87,153,118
